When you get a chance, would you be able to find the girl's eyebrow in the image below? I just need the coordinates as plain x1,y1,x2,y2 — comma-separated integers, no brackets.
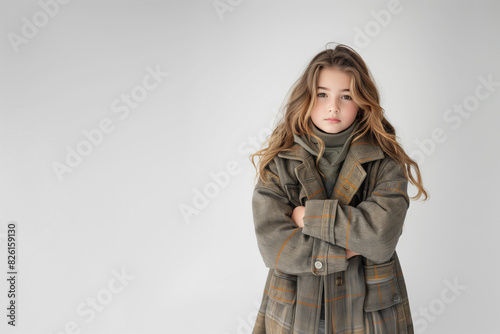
317,86,350,92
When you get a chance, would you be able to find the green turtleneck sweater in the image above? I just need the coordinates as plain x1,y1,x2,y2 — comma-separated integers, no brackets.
293,119,359,199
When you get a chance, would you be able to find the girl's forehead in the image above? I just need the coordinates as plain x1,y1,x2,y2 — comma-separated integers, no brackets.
317,68,351,88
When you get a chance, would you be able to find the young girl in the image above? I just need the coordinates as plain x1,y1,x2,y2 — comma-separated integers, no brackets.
249,43,428,334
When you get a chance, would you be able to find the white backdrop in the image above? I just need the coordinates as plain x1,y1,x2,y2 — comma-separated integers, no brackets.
1,0,499,333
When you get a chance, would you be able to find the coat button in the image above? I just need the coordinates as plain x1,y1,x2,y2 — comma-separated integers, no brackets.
336,276,343,286
314,261,323,269
393,294,400,302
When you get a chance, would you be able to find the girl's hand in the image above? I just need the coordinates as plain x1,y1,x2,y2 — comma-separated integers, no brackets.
291,206,305,228
292,206,361,259
292,206,360,258
346,249,361,259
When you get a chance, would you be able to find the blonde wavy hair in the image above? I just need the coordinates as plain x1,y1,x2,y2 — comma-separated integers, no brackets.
249,43,428,201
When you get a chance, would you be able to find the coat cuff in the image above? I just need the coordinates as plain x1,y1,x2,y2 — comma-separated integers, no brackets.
302,199,337,245
309,236,348,275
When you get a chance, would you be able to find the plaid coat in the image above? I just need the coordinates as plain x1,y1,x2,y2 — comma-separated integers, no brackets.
251,134,414,333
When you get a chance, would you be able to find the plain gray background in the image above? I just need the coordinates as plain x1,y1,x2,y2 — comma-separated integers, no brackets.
1,0,499,333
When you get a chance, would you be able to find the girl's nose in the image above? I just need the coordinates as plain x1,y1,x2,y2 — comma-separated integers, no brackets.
328,103,339,112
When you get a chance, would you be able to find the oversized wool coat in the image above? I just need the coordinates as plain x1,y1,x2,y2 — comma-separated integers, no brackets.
251,133,414,333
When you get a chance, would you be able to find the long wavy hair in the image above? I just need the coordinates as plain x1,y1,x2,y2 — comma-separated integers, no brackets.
249,43,428,201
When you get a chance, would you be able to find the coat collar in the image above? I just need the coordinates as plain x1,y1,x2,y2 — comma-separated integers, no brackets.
277,134,384,205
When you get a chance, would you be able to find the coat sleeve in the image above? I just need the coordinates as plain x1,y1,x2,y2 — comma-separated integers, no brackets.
301,156,410,264
252,158,349,276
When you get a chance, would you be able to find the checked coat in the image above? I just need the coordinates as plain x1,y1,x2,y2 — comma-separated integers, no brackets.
251,133,414,333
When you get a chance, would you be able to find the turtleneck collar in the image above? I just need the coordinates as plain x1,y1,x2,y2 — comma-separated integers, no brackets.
293,118,360,167
309,118,358,148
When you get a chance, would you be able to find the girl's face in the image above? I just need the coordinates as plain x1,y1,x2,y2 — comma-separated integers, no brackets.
310,67,359,134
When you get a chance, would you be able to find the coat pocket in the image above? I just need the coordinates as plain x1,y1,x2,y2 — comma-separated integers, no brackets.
363,259,402,312
265,269,297,333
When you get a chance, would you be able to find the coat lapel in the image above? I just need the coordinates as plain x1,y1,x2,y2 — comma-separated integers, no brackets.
277,134,384,206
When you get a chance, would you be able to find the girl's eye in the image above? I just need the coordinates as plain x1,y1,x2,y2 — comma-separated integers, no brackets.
317,93,327,98
342,95,352,100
